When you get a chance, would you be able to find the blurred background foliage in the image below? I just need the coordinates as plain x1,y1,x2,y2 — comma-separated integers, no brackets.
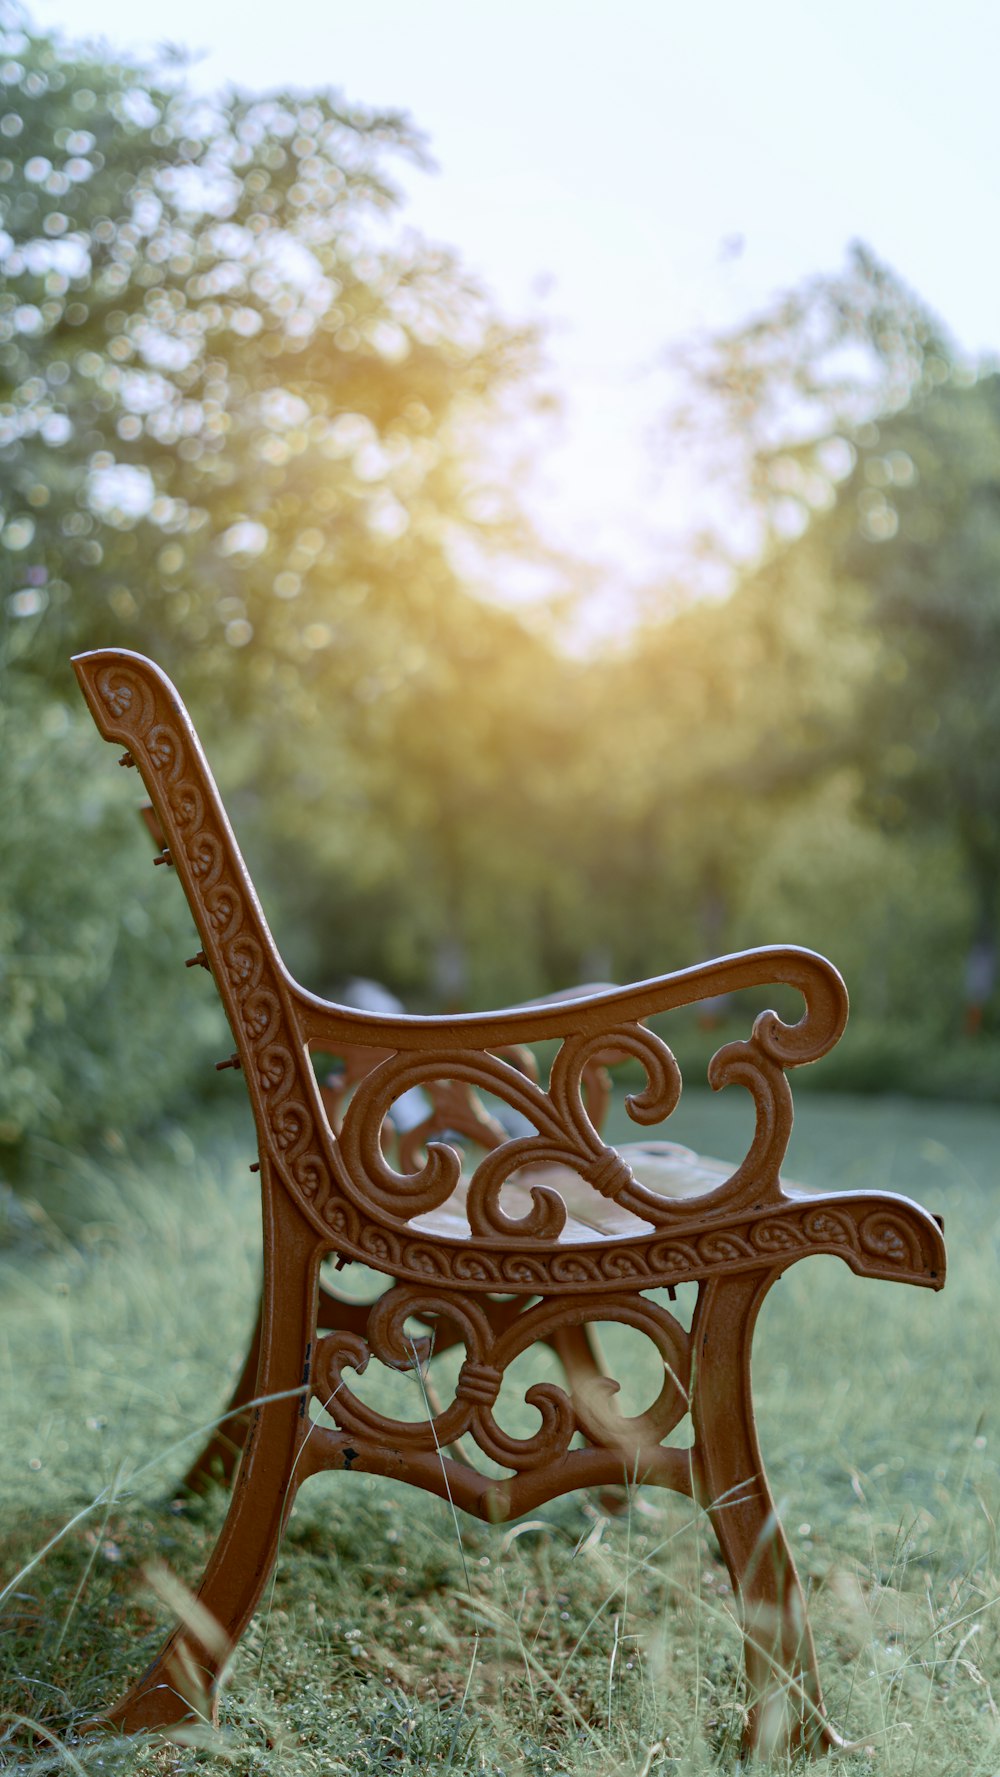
3,9,1000,1182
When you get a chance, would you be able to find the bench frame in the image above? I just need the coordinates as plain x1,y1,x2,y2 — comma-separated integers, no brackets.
73,647,946,1755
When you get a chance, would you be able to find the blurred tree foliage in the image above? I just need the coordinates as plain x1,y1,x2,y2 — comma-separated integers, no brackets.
0,6,567,1165
616,248,1000,1056
661,242,953,566
5,2,1000,1186
839,375,1000,1004
0,655,225,1165
0,15,532,695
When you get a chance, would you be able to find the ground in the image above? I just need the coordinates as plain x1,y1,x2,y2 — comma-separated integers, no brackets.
1,1089,998,1774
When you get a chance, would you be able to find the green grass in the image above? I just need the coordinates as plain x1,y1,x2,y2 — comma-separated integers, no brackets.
2,1090,1000,1773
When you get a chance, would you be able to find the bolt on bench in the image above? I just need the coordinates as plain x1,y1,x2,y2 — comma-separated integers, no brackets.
73,648,946,1755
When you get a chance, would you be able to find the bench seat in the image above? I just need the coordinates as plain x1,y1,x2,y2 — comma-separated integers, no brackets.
414,1140,741,1240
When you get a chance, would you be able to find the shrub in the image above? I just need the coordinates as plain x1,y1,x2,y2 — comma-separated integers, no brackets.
0,655,225,1179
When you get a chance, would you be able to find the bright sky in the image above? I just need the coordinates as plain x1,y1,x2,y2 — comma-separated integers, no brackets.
31,0,1000,605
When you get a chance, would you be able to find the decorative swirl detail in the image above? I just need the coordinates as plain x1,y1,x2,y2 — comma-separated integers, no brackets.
244,988,281,1045
312,1285,690,1477
451,1249,499,1282
474,1382,576,1473
324,1200,360,1239
598,1248,648,1281
464,1139,571,1240
749,1220,801,1253
293,1153,327,1202
698,1232,754,1265
170,782,203,832
314,1290,494,1455
802,1208,855,1248
584,1035,793,1230
335,1053,473,1220
257,1040,295,1097
104,681,134,717
746,958,848,1069
147,723,182,782
206,886,241,943
647,1240,700,1275
99,664,151,724
335,1026,681,1242
337,1049,574,1235
188,832,224,889
705,1037,792,1204
550,1026,682,1139
227,942,262,994
859,1212,917,1267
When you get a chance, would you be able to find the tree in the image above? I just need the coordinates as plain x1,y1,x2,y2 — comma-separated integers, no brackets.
0,12,539,732
818,372,1000,1026
661,242,955,575
648,248,1000,1033
2,12,596,1007
1,10,597,1179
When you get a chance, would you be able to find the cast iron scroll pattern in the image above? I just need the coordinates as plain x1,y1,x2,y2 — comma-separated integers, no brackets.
334,1024,799,1239
85,654,332,1211
312,1284,691,1491
335,1025,685,1239
75,649,942,1298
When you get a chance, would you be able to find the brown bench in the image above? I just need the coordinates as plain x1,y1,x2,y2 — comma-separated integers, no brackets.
72,646,946,1755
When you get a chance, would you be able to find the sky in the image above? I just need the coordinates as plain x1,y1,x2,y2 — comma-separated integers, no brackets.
29,0,1000,608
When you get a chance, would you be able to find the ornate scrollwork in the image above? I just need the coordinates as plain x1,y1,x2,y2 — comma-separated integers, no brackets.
312,1284,691,1478
86,656,332,1221
333,1022,684,1240
858,1211,919,1267
329,1017,796,1241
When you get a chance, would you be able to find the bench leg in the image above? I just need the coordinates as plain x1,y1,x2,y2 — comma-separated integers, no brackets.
690,1272,840,1757
182,1303,264,1493
87,1186,319,1735
181,1278,380,1493
548,1322,635,1514
549,1321,606,1398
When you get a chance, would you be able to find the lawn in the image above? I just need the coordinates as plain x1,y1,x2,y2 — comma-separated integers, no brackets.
1,1088,999,1774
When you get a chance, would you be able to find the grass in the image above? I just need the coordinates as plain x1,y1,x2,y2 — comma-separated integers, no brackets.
2,1087,1000,1773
